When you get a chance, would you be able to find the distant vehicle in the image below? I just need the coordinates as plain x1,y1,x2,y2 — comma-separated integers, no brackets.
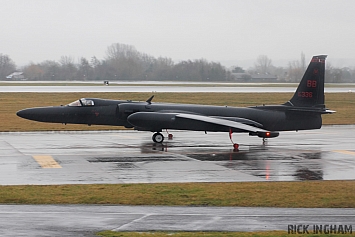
17,55,334,150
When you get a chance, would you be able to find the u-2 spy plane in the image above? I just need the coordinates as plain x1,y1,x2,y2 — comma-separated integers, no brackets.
17,55,334,150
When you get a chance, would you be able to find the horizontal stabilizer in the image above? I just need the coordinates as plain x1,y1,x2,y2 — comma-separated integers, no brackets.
286,107,336,114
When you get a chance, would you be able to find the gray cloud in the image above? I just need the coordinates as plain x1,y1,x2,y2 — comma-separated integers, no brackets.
2,0,355,67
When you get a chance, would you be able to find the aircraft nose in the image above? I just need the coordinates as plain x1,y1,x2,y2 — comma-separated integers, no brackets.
17,108,42,121
16,110,25,118
16,107,56,122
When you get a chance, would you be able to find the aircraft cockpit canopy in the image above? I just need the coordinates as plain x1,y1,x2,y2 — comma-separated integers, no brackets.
67,98,95,107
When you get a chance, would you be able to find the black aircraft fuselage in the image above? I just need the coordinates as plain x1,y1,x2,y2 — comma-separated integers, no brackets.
21,100,321,132
17,55,334,146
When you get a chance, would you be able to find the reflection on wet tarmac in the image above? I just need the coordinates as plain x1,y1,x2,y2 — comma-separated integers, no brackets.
0,127,355,185
185,150,324,181
89,141,327,181
296,168,323,180
88,156,186,163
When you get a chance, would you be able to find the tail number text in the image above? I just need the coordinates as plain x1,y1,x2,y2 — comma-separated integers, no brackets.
307,80,317,88
298,92,313,98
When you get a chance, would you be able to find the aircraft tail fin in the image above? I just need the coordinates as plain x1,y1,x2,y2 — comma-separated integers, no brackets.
285,55,327,108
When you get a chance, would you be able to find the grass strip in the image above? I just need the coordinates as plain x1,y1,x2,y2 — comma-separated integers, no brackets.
2,92,354,132
96,231,354,237
1,181,354,207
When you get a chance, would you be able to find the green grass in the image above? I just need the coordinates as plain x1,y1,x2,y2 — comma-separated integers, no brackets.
1,181,355,207
2,92,354,132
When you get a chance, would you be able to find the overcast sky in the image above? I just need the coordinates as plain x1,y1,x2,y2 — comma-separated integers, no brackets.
2,0,355,68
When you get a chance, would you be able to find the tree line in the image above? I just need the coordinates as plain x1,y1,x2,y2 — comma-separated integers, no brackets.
242,53,355,83
1,43,232,82
1,44,355,82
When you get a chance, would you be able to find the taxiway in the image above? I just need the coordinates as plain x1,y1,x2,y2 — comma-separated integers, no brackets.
0,125,355,185
0,205,354,236
1,126,355,236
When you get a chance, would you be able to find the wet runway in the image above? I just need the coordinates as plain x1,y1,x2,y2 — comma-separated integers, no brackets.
1,205,354,236
1,125,355,185
1,126,355,236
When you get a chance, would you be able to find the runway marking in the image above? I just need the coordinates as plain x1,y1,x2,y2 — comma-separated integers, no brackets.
333,150,355,156
32,155,61,168
112,213,151,231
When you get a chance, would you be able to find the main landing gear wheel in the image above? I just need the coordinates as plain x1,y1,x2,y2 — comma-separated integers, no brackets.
152,132,164,143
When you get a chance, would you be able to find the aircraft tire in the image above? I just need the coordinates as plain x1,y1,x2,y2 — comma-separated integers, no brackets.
152,132,164,143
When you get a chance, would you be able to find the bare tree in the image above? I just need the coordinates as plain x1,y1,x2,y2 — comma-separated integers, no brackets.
105,43,145,80
287,60,303,82
40,60,60,80
23,63,43,80
0,54,16,79
59,56,75,67
19,42,234,81
301,52,306,71
106,43,139,61
254,55,272,74
59,56,77,80
78,57,92,80
326,63,343,83
287,53,307,82
90,56,101,68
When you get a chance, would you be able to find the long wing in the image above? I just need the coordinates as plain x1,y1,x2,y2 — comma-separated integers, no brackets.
176,113,267,133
